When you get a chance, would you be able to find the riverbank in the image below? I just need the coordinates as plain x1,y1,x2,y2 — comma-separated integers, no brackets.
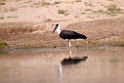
0,0,124,48
0,16,124,48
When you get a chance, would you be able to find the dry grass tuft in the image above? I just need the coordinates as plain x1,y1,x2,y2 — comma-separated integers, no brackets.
0,0,5,5
34,0,50,6
0,22,47,34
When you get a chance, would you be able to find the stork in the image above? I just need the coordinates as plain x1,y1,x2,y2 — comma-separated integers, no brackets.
52,24,87,47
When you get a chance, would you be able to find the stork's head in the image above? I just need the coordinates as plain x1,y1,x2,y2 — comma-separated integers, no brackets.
52,24,61,34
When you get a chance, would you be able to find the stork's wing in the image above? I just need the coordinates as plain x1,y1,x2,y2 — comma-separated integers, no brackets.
60,30,87,39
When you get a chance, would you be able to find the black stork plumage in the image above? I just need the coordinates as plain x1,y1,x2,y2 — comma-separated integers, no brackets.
52,24,87,47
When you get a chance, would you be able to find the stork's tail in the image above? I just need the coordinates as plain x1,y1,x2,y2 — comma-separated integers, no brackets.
80,34,87,39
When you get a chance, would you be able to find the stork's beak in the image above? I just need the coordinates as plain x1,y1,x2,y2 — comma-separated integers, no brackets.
52,26,57,34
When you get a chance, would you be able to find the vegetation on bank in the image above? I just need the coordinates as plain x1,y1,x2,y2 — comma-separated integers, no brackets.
0,0,123,21
0,50,7,56
0,0,5,5
0,41,7,49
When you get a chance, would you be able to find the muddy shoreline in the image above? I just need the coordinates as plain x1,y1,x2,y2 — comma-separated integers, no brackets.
0,17,124,49
0,0,124,48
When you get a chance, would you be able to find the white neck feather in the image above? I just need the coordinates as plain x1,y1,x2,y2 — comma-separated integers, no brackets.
56,24,61,34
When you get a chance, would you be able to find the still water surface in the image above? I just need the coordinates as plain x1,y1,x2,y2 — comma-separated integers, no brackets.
0,46,124,83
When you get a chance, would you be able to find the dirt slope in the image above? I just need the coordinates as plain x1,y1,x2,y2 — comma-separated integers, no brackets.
0,0,124,48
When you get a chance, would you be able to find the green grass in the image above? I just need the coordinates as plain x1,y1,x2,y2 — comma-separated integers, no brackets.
58,9,70,16
4,7,18,12
94,9,105,14
81,12,85,14
75,0,81,2
84,2,93,6
9,7,18,12
34,0,50,6
54,1,61,4
0,0,5,5
0,50,7,56
93,4,121,16
0,16,4,20
75,15,79,18
87,15,94,19
58,9,67,14
84,8,92,11
24,0,31,3
0,41,7,49
106,4,121,16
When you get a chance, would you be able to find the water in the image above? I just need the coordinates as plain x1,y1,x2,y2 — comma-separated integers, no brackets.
0,46,124,83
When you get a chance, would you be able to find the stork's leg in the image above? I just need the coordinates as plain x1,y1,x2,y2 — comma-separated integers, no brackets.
68,40,72,47
68,40,72,58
